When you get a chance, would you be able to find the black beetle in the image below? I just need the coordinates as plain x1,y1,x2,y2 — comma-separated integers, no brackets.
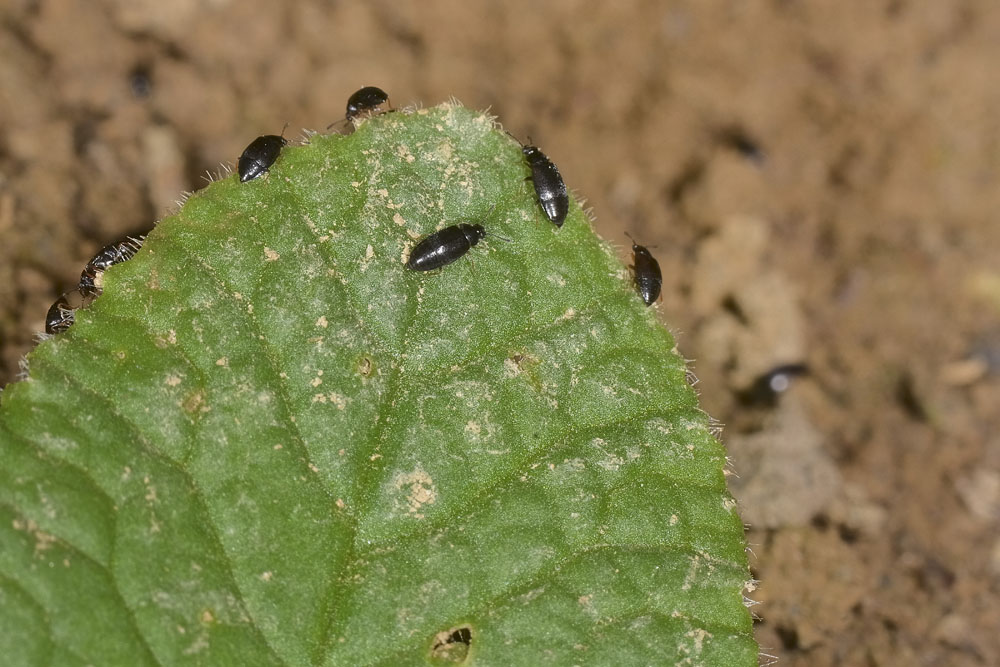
407,224,488,272
238,131,288,182
513,137,568,227
626,233,662,306
346,86,390,120
79,235,145,298
44,291,79,335
523,146,568,227
736,363,810,407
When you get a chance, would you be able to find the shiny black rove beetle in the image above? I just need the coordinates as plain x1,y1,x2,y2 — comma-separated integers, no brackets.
238,130,288,182
346,86,391,120
44,290,80,335
407,224,488,272
517,139,568,227
523,146,568,227
79,235,145,298
626,232,662,306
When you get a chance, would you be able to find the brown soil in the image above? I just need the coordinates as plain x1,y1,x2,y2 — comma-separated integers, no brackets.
2,1,999,664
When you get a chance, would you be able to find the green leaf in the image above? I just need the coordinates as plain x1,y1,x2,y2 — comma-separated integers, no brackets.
0,103,756,665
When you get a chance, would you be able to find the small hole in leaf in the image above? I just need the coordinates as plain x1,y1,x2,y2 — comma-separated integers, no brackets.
507,351,541,373
429,625,472,663
448,627,471,645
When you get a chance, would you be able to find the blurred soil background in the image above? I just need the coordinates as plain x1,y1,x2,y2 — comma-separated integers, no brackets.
2,1,999,664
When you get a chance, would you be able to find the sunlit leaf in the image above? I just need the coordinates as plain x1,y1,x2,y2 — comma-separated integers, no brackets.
0,103,756,665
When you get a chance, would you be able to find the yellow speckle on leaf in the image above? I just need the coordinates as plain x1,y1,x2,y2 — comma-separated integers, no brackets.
263,247,280,261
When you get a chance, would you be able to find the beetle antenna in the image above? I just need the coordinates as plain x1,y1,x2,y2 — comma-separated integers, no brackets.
487,230,514,243
503,128,524,146
280,122,290,139
625,231,658,249
480,204,510,242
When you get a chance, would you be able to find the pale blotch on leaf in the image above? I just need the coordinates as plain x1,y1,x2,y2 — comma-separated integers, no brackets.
182,391,207,414
12,517,57,555
154,329,178,348
680,627,713,658
393,466,437,519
